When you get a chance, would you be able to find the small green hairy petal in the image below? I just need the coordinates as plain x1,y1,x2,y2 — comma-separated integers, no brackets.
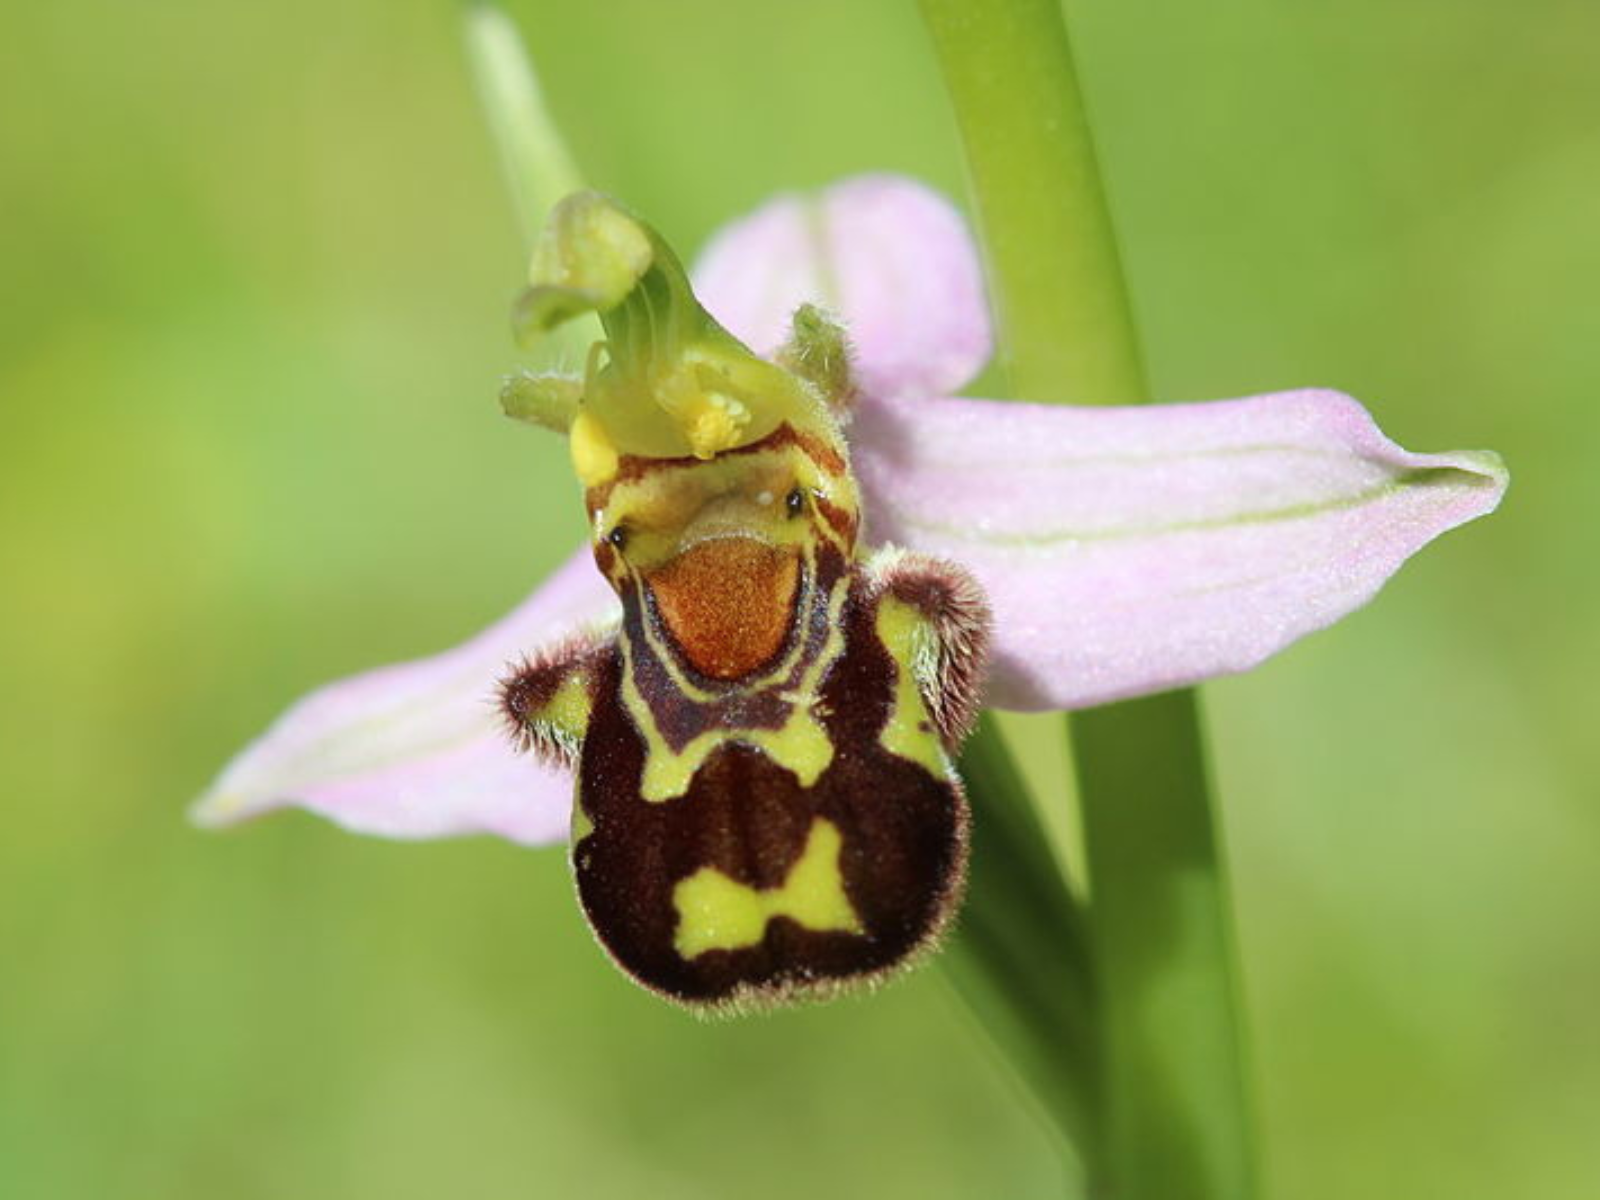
777,303,856,410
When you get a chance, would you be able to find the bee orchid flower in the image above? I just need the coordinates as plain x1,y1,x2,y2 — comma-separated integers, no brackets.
194,173,1506,862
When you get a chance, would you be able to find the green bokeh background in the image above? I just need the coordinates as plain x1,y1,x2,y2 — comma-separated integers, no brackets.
2,1,1594,1197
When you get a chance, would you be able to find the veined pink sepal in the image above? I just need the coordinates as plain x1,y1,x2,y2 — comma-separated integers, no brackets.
191,549,616,845
853,388,1507,710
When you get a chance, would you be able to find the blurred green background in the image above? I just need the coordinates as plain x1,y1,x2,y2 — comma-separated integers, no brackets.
1,1,1594,1196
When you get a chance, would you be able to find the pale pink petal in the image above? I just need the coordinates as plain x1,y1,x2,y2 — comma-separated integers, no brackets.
853,389,1507,710
191,548,617,846
692,174,992,400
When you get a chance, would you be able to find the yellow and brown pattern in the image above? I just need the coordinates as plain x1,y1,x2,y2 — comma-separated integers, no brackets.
497,193,991,1009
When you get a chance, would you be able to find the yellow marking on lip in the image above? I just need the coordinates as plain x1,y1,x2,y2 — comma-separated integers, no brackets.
593,433,861,801
672,818,862,958
873,597,953,779
623,565,850,802
653,716,835,800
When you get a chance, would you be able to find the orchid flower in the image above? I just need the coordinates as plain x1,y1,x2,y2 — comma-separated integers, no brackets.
193,173,1505,856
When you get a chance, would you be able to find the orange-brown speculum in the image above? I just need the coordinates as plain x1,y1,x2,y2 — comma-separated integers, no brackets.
645,537,801,681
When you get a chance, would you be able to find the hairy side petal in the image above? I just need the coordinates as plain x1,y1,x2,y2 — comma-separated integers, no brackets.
853,389,1507,710
191,549,618,846
692,174,992,400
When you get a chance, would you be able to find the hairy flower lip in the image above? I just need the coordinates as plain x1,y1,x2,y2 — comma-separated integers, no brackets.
191,173,1507,847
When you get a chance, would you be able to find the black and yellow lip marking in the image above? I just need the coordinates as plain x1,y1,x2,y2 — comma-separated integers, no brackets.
671,815,863,958
491,200,993,1014
622,539,844,746
572,574,969,1012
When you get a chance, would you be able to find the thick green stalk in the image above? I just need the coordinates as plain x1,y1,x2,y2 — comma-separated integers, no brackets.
915,0,1144,406
919,1,1257,1197
1069,693,1254,1198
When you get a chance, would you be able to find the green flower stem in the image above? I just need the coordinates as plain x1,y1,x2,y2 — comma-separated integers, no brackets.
465,5,582,250
920,1,1257,1198
915,0,1144,407
1069,694,1254,1199
465,6,601,370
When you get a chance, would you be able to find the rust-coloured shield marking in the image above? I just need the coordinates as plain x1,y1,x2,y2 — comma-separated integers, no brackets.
645,538,800,681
